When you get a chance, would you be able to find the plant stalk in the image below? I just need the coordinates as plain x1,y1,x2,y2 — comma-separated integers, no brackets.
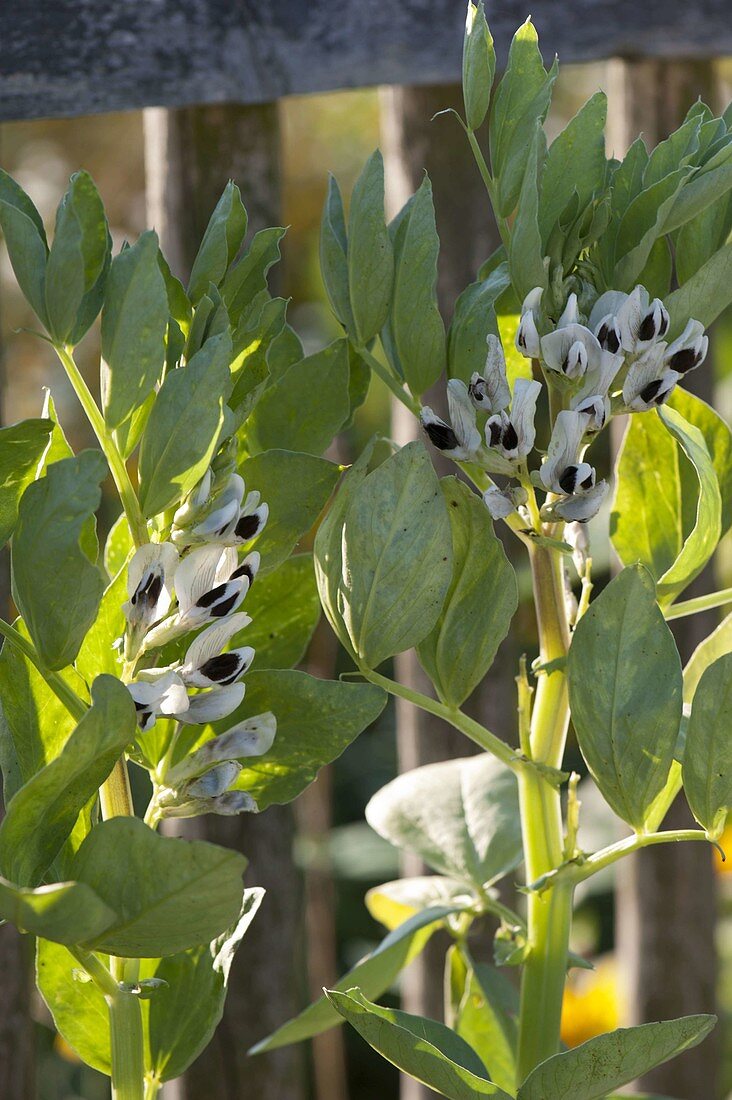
108,958,145,1100
516,543,572,1085
54,344,148,547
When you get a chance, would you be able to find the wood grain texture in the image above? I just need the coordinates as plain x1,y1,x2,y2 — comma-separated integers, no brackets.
2,0,732,122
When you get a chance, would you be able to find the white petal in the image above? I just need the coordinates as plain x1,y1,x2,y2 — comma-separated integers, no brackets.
588,291,627,332
622,343,667,407
174,545,234,613
190,497,241,540
176,682,247,724
540,324,602,376
421,406,470,458
522,287,543,314
181,612,252,674
510,378,542,457
557,293,579,328
540,410,587,492
616,285,649,351
185,646,255,689
481,335,511,411
165,712,277,786
483,487,516,519
516,311,541,359
186,761,243,798
553,480,609,522
447,380,481,453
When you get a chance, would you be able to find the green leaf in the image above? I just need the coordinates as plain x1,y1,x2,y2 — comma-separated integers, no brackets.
490,19,556,218
682,653,732,838
674,189,732,284
366,754,522,890
320,174,354,331
446,945,517,1095
138,332,231,517
73,816,247,957
447,266,509,384
326,988,511,1099
221,226,286,327
610,405,722,604
0,619,86,804
348,151,394,345
101,230,168,429
656,405,721,602
567,565,683,829
144,887,263,1080
417,479,517,707
664,141,732,234
251,906,455,1052
390,177,446,396
45,171,109,343
539,92,607,245
188,181,248,304
103,511,133,578
229,294,286,410
614,168,690,291
463,2,496,131
0,877,115,945
338,440,453,668
12,451,106,670
0,418,52,547
36,939,112,1074
665,242,732,338
209,669,386,809
517,1015,716,1100
239,449,340,572
232,554,319,669
508,123,547,301
243,339,350,456
0,675,136,886
0,172,49,326
366,875,474,931
683,609,732,704
75,566,127,682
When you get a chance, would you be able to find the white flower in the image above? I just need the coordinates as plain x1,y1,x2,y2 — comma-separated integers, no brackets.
541,323,602,380
185,761,243,798
593,314,622,354
143,546,257,650
539,410,593,494
179,613,255,688
515,287,543,359
127,671,189,732
172,473,268,548
124,543,179,646
160,789,258,819
173,469,213,528
176,682,247,725
569,350,623,431
664,319,708,376
483,485,527,520
617,286,669,353
468,335,511,414
622,343,679,411
446,380,481,453
165,712,277,787
553,480,609,522
565,520,590,576
421,403,477,460
485,378,542,460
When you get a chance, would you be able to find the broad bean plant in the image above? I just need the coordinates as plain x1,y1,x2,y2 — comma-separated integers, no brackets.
255,7,732,1098
0,175,387,1095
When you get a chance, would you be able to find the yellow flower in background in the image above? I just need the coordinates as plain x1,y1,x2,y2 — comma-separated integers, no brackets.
560,956,624,1048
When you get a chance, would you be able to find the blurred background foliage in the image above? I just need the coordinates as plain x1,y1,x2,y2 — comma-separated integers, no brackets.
3,58,732,1099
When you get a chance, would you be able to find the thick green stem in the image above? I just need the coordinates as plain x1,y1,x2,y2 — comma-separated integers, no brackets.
516,544,572,1085
109,958,145,1100
54,344,148,547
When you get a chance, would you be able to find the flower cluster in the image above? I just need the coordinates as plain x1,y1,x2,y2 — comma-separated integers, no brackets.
122,442,273,818
421,284,708,526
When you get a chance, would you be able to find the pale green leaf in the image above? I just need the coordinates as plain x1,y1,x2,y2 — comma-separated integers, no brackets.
348,150,394,345
683,653,732,838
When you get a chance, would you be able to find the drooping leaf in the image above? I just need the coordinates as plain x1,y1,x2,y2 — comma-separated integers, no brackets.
251,906,456,1052
101,230,168,429
366,754,522,890
231,554,320,669
326,988,511,1099
417,479,517,707
338,440,453,668
36,939,112,1075
0,675,136,886
517,1015,716,1100
348,151,394,345
238,449,340,572
0,418,53,548
73,816,247,957
12,450,107,670
668,387,732,535
138,332,232,517
242,339,350,457
200,669,387,809
567,566,682,829
682,653,732,839
187,181,248,304
389,177,446,396
0,877,115,945
144,888,263,1080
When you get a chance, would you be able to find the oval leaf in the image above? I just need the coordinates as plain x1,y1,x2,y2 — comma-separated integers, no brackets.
347,150,394,345
683,652,732,838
